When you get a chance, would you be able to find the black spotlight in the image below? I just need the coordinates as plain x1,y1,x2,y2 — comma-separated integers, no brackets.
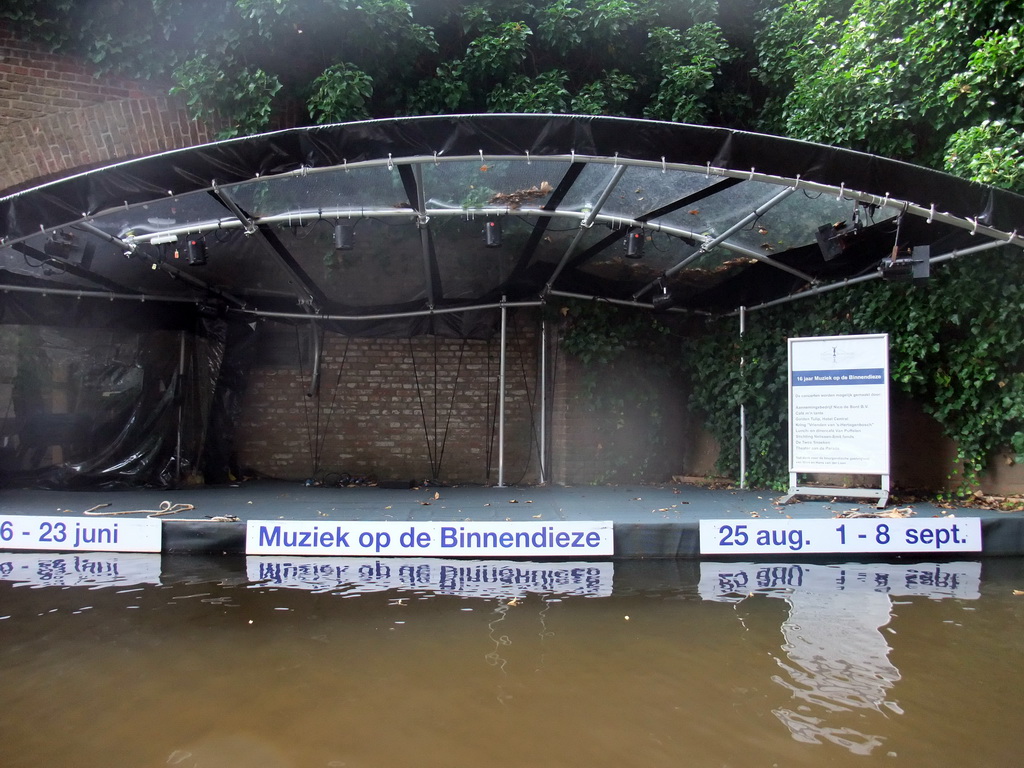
484,219,502,247
334,222,355,250
815,220,859,261
186,236,207,266
879,245,930,285
651,280,675,312
624,228,644,258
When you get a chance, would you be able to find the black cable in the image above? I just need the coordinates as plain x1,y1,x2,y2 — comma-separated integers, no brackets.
409,337,437,480
295,324,317,477
315,334,350,473
510,311,541,486
434,336,468,478
433,331,438,478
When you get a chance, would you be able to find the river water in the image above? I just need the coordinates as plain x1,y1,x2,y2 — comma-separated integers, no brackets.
1,554,1021,768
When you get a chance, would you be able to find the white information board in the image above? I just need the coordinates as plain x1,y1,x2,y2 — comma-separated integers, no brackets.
785,333,890,505
247,520,614,558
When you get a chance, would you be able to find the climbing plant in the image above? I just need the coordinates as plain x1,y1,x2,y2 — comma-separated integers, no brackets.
556,300,682,483
684,251,1024,493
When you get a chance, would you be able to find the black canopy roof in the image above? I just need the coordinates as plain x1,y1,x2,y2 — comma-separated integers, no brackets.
2,114,1022,334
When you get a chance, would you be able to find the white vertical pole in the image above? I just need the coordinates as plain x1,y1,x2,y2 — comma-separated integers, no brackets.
538,315,547,484
497,297,507,487
739,305,747,489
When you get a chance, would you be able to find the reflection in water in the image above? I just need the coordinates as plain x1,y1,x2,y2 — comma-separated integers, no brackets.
0,551,159,588
700,562,981,755
247,556,614,597
0,553,1020,768
774,590,897,754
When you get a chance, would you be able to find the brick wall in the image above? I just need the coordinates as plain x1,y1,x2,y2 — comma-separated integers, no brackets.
0,27,221,192
234,315,542,485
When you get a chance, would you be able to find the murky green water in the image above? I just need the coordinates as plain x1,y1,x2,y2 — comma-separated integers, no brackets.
1,555,1022,768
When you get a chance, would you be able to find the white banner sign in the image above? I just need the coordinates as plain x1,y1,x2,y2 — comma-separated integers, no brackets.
0,515,162,553
246,520,614,558
789,334,890,474
699,517,982,555
247,557,614,598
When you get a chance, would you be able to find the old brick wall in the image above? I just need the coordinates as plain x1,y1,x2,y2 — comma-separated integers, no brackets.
234,314,542,485
0,26,220,192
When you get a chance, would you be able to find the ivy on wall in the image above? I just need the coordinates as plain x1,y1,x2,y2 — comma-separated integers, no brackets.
683,250,1024,493
556,300,683,483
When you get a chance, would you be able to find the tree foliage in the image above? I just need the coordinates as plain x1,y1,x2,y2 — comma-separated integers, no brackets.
755,0,1024,192
0,0,747,136
4,0,1022,191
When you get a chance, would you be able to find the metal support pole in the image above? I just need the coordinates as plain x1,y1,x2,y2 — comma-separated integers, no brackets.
176,331,186,486
538,315,548,484
634,186,797,300
739,306,747,490
497,297,508,487
544,164,628,293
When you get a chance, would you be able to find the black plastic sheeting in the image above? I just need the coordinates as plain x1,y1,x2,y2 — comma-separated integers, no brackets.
0,320,226,489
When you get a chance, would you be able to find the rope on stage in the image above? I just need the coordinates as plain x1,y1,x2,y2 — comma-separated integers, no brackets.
76,501,239,522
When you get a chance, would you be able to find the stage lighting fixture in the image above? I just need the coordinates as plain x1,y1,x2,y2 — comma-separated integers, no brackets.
879,245,930,285
651,280,675,312
485,219,502,247
815,219,858,261
197,300,226,318
334,222,355,250
43,231,74,256
624,228,644,258
187,236,207,266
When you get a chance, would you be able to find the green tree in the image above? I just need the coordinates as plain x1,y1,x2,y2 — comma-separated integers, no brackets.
756,0,1024,188
1,0,744,134
941,23,1024,192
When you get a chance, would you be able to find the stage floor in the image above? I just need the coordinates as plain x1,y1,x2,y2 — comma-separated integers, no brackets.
1,481,1021,558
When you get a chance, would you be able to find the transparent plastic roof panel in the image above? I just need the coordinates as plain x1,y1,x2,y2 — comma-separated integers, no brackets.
724,188,898,254
432,215,526,300
222,164,411,219
90,190,233,240
599,165,726,224
421,158,569,213
657,180,787,242
297,217,428,307
577,227,701,276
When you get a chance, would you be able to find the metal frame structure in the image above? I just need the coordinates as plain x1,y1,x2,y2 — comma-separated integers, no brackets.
3,114,1023,488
